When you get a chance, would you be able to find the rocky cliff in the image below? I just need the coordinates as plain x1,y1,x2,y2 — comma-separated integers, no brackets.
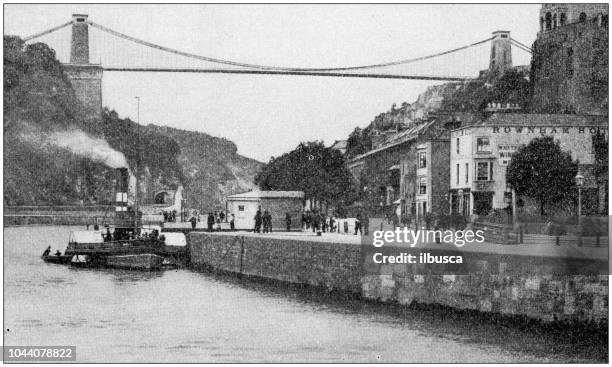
3,36,261,211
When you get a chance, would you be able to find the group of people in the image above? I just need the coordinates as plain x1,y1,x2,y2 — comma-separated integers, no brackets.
101,226,165,243
203,210,235,232
162,210,178,222
253,209,275,233
301,210,366,235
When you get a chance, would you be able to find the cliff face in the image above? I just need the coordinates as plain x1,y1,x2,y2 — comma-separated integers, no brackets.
3,36,261,210
145,125,262,212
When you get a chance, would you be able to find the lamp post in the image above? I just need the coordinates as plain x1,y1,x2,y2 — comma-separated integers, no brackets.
134,96,140,230
575,171,584,246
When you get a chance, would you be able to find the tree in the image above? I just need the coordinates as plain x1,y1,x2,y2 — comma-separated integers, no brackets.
506,136,578,216
254,141,357,210
488,69,531,110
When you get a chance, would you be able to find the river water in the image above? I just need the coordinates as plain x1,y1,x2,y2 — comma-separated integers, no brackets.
3,226,605,363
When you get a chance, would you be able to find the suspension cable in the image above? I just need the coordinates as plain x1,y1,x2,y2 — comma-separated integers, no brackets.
88,20,493,72
23,21,74,42
511,41,533,54
510,38,533,53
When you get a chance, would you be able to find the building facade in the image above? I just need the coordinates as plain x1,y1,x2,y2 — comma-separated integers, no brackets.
225,190,304,231
532,4,608,115
449,113,608,216
411,138,450,224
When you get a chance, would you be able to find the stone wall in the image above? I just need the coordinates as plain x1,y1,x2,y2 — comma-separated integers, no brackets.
189,233,362,293
531,18,608,115
258,198,303,231
361,246,608,322
64,64,103,120
189,233,608,323
4,205,112,226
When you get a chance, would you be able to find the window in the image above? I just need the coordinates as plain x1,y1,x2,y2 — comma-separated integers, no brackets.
579,12,587,22
456,164,460,185
560,13,566,26
553,13,557,28
419,177,427,195
465,163,469,183
476,161,492,181
76,17,85,22
545,12,552,30
418,151,427,168
238,205,244,211
476,137,490,152
456,138,460,154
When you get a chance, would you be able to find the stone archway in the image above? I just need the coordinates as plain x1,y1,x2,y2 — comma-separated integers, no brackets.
154,191,171,205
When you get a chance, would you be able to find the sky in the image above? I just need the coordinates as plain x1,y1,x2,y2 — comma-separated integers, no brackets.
4,4,541,162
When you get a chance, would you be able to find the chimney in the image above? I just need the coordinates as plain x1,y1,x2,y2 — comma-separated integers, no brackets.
115,168,129,212
488,31,512,78
70,14,90,64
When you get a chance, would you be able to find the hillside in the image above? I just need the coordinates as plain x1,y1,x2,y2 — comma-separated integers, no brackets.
3,35,261,210
145,124,261,211
345,69,531,157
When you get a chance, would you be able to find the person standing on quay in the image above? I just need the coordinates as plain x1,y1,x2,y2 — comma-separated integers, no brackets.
263,210,272,233
354,213,362,235
285,212,291,232
254,209,262,233
207,213,215,232
312,211,320,233
189,216,197,229
262,210,268,233
230,214,235,230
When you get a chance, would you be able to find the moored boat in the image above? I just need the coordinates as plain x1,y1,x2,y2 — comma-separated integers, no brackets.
105,253,164,270
40,168,188,271
41,254,72,264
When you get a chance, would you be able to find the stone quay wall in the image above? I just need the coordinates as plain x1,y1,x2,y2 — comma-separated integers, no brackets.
361,246,608,323
189,233,362,294
4,206,112,226
188,233,608,323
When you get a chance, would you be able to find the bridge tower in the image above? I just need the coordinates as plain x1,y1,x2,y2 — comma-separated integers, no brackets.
64,14,103,121
488,30,512,79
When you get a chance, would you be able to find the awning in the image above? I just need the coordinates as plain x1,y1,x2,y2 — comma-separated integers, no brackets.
388,165,400,171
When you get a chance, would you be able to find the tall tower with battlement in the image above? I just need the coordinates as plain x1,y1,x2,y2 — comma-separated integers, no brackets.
488,31,512,79
64,14,103,121
531,4,608,115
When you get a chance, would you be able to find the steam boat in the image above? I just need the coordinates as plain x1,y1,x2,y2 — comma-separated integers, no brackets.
42,168,188,271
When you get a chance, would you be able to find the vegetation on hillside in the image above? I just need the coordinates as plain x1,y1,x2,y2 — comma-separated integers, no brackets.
3,35,261,209
345,69,532,158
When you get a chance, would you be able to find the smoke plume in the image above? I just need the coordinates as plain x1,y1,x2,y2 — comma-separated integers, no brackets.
47,129,128,168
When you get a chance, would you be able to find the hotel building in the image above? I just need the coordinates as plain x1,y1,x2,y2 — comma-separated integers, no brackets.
449,113,608,216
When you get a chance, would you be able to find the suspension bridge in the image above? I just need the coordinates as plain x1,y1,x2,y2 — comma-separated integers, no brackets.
22,14,533,82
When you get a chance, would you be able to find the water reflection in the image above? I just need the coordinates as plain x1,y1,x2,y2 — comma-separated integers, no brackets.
3,226,606,363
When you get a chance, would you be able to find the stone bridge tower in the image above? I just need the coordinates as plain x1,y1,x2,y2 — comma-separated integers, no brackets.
488,30,512,80
64,14,103,121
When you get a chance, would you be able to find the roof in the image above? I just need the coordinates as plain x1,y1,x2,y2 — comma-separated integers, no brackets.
330,140,347,149
348,120,438,161
464,113,609,129
227,190,305,199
